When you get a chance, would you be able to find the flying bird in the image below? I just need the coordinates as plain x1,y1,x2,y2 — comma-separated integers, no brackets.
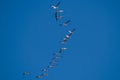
68,28,76,36
53,52,61,57
58,47,67,53
51,2,61,10
65,35,70,39
22,72,30,76
36,75,43,78
60,20,71,27
52,56,61,62
52,56,61,61
55,11,64,21
41,68,48,72
57,9,64,13
36,73,48,78
49,60,57,65
47,65,56,69
61,38,68,44
61,47,67,50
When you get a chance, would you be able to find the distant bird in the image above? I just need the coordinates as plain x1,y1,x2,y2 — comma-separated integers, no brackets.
69,28,76,33
61,38,68,44
36,75,43,78
51,2,61,10
65,35,70,39
68,28,76,36
52,55,61,62
57,9,64,13
61,47,67,50
53,52,61,56
49,60,57,65
36,73,48,78
57,47,67,53
47,65,56,69
41,68,48,72
36,73,48,79
60,20,71,27
22,72,30,76
52,56,61,61
55,11,64,21
49,60,58,67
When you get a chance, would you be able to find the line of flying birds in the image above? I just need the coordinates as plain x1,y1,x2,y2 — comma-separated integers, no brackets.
23,1,76,79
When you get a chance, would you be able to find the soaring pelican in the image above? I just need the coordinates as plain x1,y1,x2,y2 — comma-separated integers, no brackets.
60,20,71,26
51,2,61,9
55,11,64,21
22,72,30,76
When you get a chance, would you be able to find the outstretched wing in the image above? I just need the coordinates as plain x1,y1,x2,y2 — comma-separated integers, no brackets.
65,20,71,24
56,2,61,7
55,12,58,20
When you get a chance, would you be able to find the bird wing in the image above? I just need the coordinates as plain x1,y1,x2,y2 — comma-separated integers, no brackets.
55,12,58,20
56,2,61,7
65,20,71,24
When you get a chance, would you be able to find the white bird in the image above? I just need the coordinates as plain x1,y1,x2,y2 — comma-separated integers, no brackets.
51,56,61,63
53,52,61,56
50,60,57,65
69,28,76,33
68,30,73,34
66,35,70,39
68,28,76,36
52,56,61,61
61,38,68,44
36,73,48,78
55,11,64,21
51,2,60,10
47,65,56,68
41,68,48,72
22,72,30,76
57,9,64,13
36,75,43,78
61,48,68,51
60,20,71,27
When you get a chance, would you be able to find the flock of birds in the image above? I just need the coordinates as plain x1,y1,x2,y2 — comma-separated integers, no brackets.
22,1,76,79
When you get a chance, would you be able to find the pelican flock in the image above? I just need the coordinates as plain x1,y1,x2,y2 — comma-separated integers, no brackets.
22,1,76,79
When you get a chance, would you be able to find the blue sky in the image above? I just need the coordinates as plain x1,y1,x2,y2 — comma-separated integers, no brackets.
0,0,120,80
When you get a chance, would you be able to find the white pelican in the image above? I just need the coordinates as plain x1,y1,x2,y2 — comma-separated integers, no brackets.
51,2,60,9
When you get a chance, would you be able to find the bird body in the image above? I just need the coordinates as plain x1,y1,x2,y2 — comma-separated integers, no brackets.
22,72,30,76
55,11,64,20
60,20,71,27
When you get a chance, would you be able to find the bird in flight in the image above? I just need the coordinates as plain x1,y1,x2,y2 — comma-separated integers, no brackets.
36,73,48,79
41,68,48,72
36,75,43,78
68,28,76,36
49,60,57,65
53,52,61,57
22,72,30,76
58,47,67,53
47,65,56,69
55,10,64,21
61,38,68,44
65,35,71,39
60,20,71,27
57,9,64,13
61,47,67,50
51,2,61,10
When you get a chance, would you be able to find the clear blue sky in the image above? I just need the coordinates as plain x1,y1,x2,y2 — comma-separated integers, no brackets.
0,0,120,80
